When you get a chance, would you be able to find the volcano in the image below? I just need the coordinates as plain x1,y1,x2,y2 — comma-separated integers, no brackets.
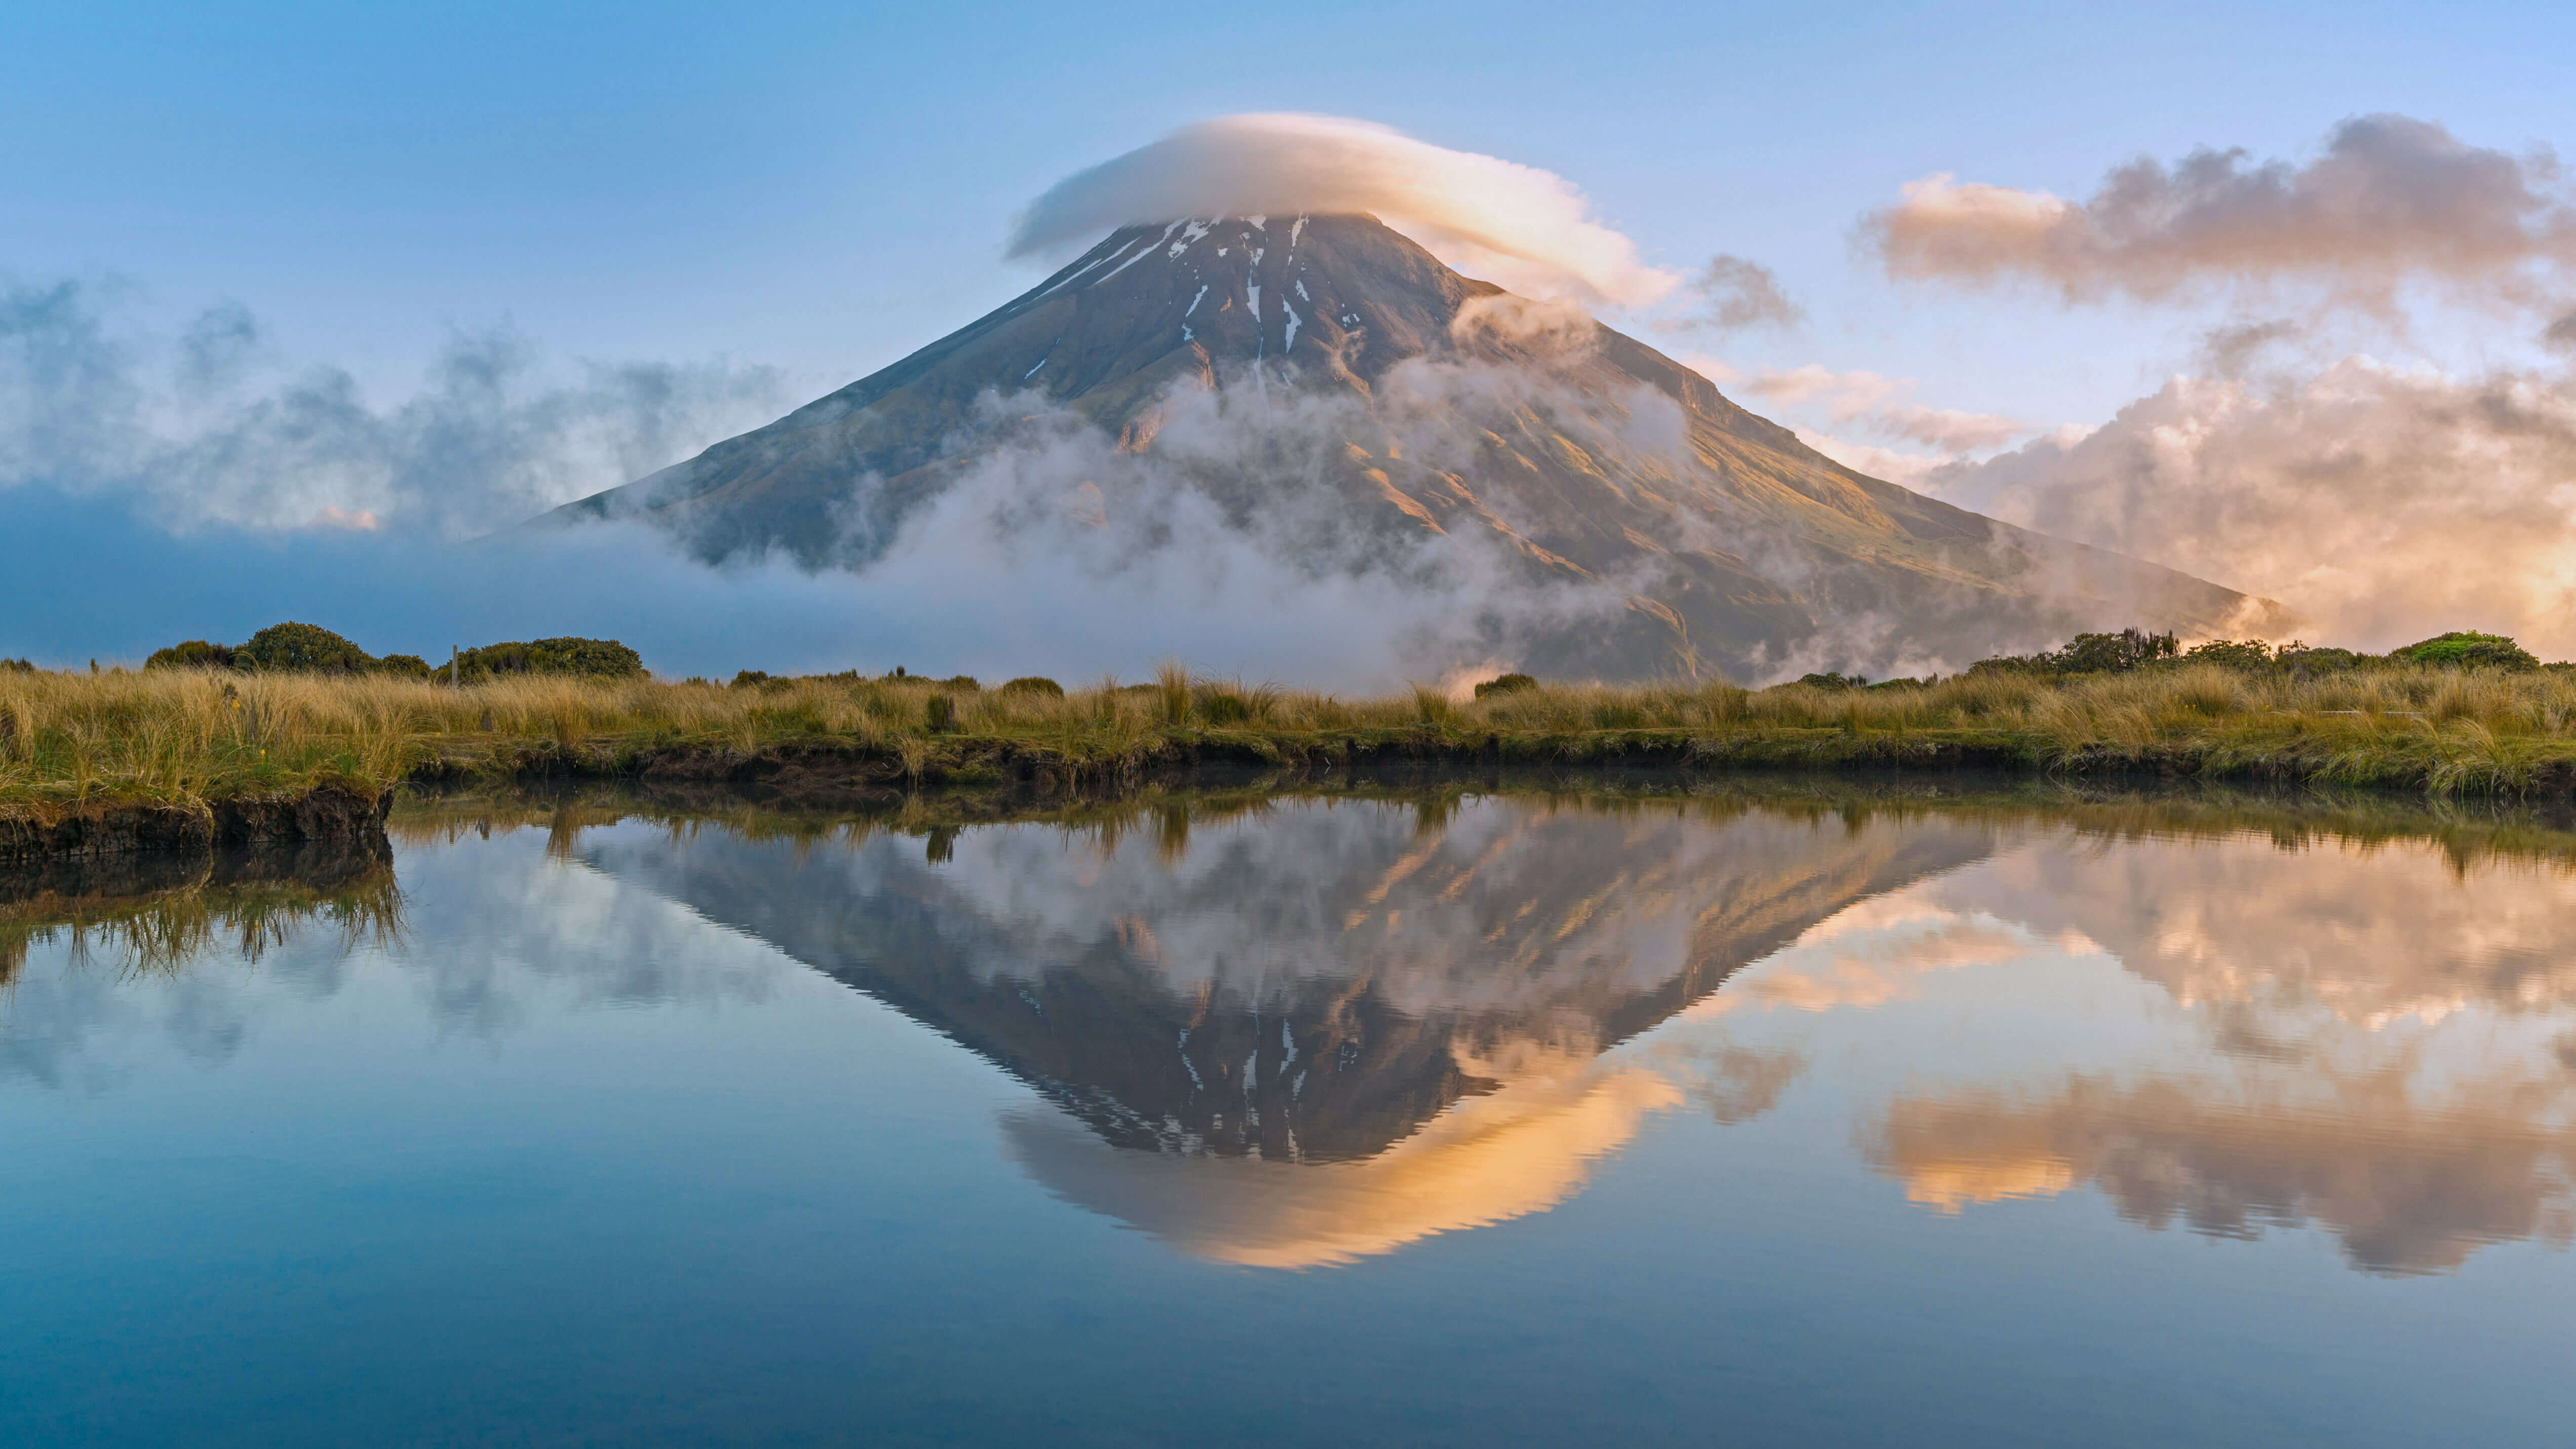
545,214,2270,677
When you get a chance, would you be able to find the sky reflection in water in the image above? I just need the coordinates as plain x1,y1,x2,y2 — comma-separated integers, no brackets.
5,786,2574,1446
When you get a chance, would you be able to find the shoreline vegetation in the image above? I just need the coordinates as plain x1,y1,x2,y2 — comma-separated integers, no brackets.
13,621,2576,861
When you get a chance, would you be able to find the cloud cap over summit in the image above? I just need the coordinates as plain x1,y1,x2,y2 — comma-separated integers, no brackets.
1008,113,1678,307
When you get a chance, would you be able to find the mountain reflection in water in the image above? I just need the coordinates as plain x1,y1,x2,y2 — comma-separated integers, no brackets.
550,793,1984,1265
13,783,2576,1277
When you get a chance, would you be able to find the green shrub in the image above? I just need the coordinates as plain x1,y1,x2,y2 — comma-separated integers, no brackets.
924,694,957,732
0,657,34,674
2277,644,2365,674
940,676,980,692
1198,690,1252,725
1799,672,1868,690
731,670,771,688
1000,676,1065,697
146,640,239,670
457,637,645,680
1474,673,1538,699
375,653,434,679
1972,627,2178,678
237,621,375,673
2184,639,2273,669
2394,632,2539,671
2055,629,2178,674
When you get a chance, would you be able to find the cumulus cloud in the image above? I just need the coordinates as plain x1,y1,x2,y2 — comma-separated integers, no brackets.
1009,113,1680,307
1867,114,2576,309
1921,356,2576,655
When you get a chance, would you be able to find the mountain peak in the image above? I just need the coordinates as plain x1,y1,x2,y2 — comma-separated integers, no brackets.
542,215,2274,678
943,211,1502,402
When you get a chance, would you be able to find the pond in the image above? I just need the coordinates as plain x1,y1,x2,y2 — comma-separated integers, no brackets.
5,781,2573,1446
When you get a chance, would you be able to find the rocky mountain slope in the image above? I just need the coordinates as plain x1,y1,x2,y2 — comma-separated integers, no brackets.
545,213,2273,676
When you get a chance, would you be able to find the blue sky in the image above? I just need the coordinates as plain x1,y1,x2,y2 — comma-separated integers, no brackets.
11,0,2567,419
6,0,2575,671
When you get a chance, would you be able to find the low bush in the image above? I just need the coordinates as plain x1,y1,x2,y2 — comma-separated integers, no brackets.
146,640,239,670
1474,673,1538,699
142,625,641,681
1000,676,1065,697
2184,639,2273,669
455,637,645,681
2395,632,2539,672
237,622,375,674
2279,645,2367,674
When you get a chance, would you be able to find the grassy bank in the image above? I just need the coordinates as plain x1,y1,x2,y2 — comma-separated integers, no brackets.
11,660,2576,822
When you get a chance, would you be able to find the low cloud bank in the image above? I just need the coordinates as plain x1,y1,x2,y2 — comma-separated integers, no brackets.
0,484,1592,685
1,275,1642,684
1922,356,2576,655
1009,113,1678,307
1,277,789,537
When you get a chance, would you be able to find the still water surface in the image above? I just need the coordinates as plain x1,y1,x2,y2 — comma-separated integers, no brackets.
5,785,2574,1445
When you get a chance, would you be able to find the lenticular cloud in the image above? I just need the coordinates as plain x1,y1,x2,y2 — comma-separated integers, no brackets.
1009,113,1678,308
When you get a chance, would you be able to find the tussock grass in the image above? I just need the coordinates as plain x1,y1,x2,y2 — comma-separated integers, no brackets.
13,660,2576,811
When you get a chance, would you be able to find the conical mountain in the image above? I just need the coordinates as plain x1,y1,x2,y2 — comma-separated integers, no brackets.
547,214,2271,676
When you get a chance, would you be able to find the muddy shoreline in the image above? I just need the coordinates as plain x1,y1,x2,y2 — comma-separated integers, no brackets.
0,782,396,867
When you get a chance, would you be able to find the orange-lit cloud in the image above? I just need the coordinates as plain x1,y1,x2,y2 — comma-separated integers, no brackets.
1006,1063,1683,1268
1867,1066,2576,1275
1923,358,2576,655
1866,114,2576,310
